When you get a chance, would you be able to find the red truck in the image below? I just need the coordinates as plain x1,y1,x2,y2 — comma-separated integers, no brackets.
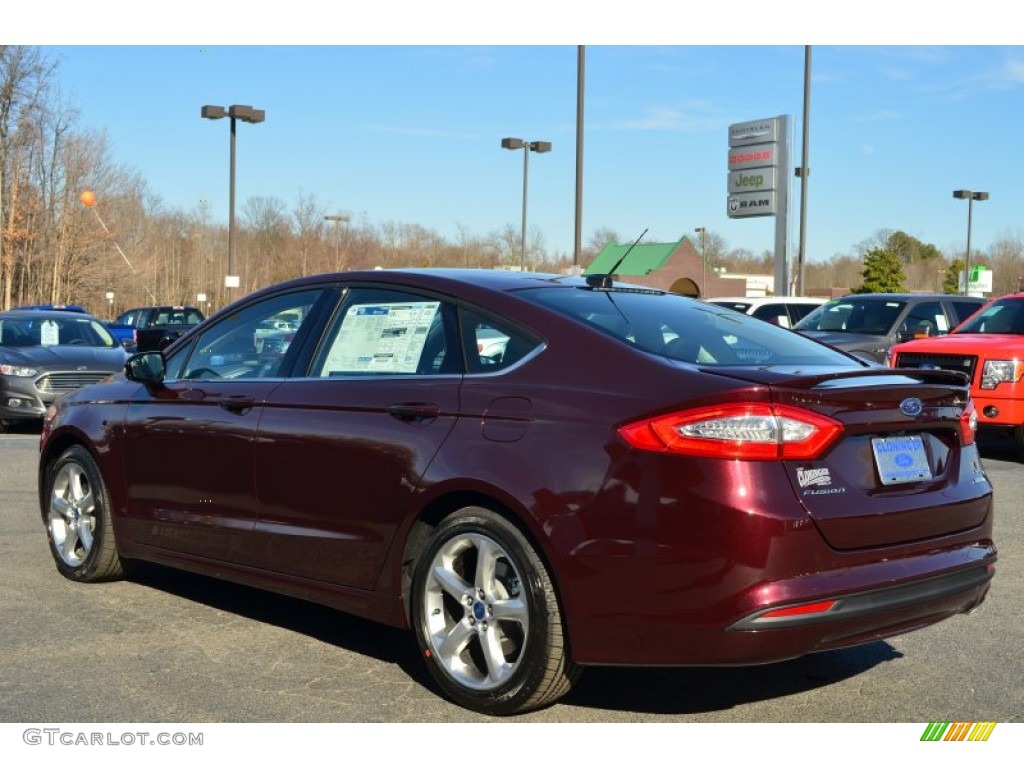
890,292,1024,457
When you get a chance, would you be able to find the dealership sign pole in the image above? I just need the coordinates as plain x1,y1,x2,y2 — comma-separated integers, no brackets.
727,115,791,296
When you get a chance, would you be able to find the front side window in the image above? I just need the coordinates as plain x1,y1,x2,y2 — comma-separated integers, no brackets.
178,289,323,380
899,301,945,338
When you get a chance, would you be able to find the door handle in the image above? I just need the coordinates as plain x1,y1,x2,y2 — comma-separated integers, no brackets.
218,395,256,414
388,402,440,424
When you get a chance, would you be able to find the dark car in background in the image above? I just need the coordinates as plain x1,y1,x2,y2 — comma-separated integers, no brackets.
107,305,205,351
1,310,128,433
793,293,985,363
39,270,995,715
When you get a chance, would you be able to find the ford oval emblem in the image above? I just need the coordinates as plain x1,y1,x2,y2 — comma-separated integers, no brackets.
900,397,924,417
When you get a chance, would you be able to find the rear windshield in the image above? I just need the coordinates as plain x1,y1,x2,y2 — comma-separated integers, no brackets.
519,287,857,368
794,298,906,335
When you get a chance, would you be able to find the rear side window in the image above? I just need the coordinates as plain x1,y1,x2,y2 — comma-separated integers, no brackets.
460,308,540,373
312,288,457,376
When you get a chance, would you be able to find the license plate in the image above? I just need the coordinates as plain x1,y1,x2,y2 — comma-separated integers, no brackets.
871,435,932,485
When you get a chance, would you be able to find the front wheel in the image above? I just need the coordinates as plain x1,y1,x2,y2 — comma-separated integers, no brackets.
44,445,127,582
410,507,578,715
1014,425,1024,461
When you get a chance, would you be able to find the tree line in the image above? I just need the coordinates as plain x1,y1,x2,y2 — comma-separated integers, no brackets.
3,46,1023,320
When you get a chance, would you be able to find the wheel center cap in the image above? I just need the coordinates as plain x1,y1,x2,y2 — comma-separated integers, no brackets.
472,601,487,621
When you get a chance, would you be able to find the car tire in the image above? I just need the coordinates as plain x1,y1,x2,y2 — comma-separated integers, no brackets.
44,445,127,582
410,506,579,715
1014,426,1024,461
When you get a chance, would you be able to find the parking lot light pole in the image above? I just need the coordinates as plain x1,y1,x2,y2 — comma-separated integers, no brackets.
201,104,266,297
695,227,707,295
953,189,989,295
324,214,350,272
501,137,552,271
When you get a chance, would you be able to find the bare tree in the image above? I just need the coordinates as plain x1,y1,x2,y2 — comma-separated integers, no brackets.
291,190,326,277
1,45,54,309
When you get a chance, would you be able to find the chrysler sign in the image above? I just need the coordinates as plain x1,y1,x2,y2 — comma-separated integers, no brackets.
728,118,781,146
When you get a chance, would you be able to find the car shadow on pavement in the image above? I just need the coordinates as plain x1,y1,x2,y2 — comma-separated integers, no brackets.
129,563,902,717
562,643,902,715
127,563,435,689
976,431,1022,463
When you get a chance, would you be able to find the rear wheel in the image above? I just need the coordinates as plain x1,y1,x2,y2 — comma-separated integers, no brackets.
410,507,578,715
45,445,126,582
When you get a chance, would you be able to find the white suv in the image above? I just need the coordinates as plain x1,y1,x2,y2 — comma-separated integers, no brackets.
706,296,826,329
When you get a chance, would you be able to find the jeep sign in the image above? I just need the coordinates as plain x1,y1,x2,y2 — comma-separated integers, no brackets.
729,168,776,193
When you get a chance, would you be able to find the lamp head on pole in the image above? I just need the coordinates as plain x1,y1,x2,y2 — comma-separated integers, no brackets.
201,105,227,120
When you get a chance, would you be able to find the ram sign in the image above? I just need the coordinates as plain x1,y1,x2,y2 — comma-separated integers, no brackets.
728,191,777,216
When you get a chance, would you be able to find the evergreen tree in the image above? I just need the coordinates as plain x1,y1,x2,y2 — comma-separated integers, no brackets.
944,259,965,294
852,248,905,293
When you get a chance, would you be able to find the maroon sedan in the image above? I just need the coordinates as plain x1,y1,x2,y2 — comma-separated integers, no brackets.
38,269,996,715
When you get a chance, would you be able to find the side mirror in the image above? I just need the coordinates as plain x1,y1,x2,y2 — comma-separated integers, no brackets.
125,351,166,384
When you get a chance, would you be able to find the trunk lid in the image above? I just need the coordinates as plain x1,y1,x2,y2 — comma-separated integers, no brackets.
716,366,991,550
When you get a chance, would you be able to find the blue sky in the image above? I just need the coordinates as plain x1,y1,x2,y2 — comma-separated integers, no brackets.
15,4,1024,265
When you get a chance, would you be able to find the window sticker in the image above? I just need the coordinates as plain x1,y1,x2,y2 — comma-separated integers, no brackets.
40,320,60,346
322,301,440,375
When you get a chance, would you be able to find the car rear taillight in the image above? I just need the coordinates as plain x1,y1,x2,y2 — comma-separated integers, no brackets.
960,399,977,446
619,403,843,460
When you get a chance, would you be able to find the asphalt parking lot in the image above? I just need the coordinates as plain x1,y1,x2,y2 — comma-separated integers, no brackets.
1,424,1021,723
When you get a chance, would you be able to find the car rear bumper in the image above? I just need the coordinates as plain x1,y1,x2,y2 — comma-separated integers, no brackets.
565,541,995,666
